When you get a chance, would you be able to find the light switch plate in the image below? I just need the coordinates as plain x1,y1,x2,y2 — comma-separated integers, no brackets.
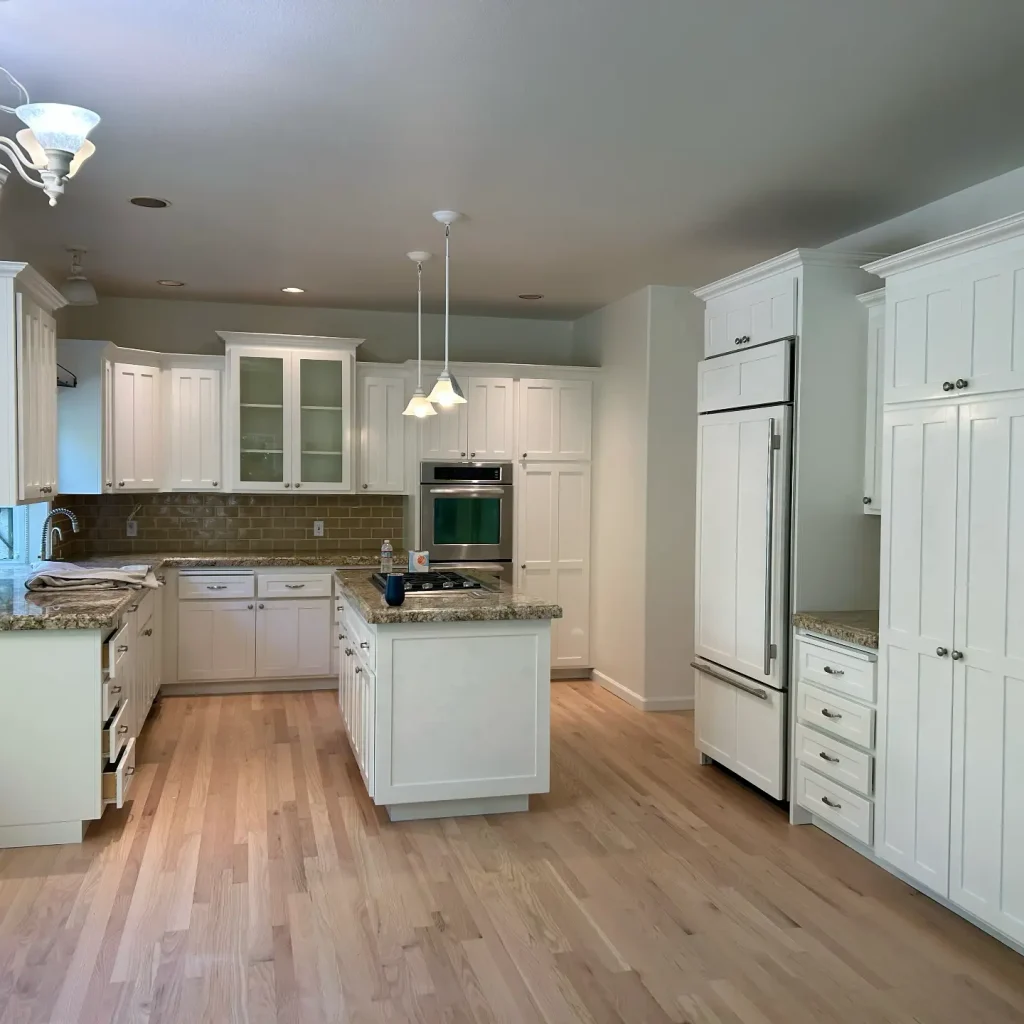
126,520,138,538
313,520,324,538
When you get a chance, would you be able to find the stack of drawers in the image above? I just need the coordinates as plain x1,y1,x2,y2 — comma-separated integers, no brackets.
793,634,878,846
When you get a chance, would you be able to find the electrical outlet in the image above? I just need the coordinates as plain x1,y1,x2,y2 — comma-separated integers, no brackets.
313,520,324,538
126,520,138,538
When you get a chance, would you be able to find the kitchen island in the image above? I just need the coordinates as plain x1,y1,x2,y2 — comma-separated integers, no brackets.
334,570,561,821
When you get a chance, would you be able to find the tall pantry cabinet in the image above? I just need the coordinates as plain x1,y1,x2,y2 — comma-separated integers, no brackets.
866,211,1024,949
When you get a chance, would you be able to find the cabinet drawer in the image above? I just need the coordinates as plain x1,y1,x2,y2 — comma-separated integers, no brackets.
103,621,131,679
102,699,131,764
345,610,375,671
178,574,254,600
795,722,872,797
797,682,875,750
796,763,872,845
102,736,136,809
796,637,876,704
257,573,333,599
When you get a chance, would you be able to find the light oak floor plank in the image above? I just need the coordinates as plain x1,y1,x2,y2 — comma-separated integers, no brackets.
0,684,1021,1023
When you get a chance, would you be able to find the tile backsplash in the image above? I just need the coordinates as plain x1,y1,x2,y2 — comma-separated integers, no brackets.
52,492,406,558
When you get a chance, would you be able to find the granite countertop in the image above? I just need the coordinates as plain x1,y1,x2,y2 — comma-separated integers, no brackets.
0,550,396,631
335,569,563,625
793,609,879,649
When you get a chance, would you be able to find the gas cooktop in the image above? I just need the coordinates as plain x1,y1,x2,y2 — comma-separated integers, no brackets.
370,570,484,594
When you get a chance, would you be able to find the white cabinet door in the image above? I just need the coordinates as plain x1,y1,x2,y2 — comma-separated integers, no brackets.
948,394,1024,942
256,599,331,678
885,254,1024,404
861,295,885,514
292,350,354,493
177,600,256,681
517,379,592,461
704,273,798,356
168,367,222,490
419,403,467,460
517,461,591,668
113,362,161,491
694,404,790,690
463,377,515,459
15,291,57,501
233,348,290,491
876,403,958,895
358,375,405,492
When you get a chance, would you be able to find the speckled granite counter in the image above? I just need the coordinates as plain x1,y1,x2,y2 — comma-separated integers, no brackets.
335,570,562,625
793,609,879,649
0,551,393,630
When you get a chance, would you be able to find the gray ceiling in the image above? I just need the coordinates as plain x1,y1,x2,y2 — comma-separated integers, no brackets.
3,0,1024,318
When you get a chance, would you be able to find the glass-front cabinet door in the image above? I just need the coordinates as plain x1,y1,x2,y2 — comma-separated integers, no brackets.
291,351,353,492
238,353,289,489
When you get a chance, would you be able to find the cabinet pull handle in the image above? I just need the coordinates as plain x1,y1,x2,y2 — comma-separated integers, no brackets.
125,766,136,777
822,665,844,676
942,381,955,392
820,708,842,720
143,628,153,636
951,650,964,661
821,796,842,809
128,604,138,612
955,378,969,390
206,585,227,590
110,685,122,694
818,751,840,764
359,641,369,649
345,648,353,656
284,583,305,589
118,724,128,735
936,646,948,657
117,645,129,653
106,481,113,488
354,666,363,674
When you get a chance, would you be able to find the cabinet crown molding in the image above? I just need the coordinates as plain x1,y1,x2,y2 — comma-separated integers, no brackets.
693,248,884,302
216,331,363,351
0,261,68,311
863,210,1024,278
856,287,886,307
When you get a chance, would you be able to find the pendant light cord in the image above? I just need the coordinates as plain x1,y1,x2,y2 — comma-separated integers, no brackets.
443,224,450,371
416,260,423,389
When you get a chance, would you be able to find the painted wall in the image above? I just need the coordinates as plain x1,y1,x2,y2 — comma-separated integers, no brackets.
59,296,577,365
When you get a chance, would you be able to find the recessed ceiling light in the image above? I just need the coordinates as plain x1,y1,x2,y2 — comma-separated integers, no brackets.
130,196,170,208
281,286,305,294
518,293,544,301
156,279,185,287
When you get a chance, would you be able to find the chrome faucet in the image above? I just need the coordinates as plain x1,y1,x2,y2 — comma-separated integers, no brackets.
39,508,80,561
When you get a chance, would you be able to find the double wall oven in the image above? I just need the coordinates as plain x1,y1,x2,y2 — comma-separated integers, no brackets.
419,462,514,582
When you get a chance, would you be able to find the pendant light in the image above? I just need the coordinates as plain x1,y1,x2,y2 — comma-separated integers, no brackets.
402,250,437,417
59,247,98,306
426,210,467,407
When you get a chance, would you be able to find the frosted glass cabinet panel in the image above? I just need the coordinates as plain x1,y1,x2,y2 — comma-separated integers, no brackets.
239,355,287,486
295,355,347,487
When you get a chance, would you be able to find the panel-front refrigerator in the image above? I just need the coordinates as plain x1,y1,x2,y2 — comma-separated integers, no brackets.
692,338,793,799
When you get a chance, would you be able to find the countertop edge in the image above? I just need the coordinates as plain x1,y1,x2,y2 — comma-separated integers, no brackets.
793,610,879,650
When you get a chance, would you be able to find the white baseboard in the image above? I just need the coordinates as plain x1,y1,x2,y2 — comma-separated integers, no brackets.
590,670,694,712
160,677,336,697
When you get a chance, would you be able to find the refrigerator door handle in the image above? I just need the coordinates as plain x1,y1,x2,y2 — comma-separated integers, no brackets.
763,419,778,677
691,661,769,700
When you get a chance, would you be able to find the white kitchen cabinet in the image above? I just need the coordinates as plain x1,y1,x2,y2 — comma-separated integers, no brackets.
517,461,591,668
168,367,221,490
858,289,885,514
419,376,515,461
947,393,1024,945
113,362,162,491
177,599,257,681
358,374,405,492
876,402,958,895
865,214,1024,404
517,379,592,461
702,269,798,357
255,598,331,678
221,333,361,493
0,263,65,505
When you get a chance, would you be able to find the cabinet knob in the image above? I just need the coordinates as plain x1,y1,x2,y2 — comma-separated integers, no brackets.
258,603,265,609
359,641,369,649
942,381,955,392
118,481,125,487
143,628,153,637
106,481,113,488
212,481,219,487
354,666,362,675
470,452,476,458
863,496,872,505
520,563,526,570
955,378,969,390
294,482,301,488
951,650,964,661
362,483,368,489
247,603,254,610
734,337,743,346
522,453,527,459
936,646,949,657
284,482,291,488
461,452,467,457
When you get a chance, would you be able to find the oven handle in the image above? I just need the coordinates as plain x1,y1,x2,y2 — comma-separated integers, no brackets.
428,486,508,495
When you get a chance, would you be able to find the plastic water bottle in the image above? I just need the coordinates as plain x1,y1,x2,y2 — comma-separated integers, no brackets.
380,538,394,575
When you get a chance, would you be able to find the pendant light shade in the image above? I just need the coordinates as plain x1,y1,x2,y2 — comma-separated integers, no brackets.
427,211,467,407
59,248,98,306
403,251,437,418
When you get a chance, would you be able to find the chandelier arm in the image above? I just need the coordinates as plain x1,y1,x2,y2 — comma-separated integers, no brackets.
0,138,46,189
0,67,30,114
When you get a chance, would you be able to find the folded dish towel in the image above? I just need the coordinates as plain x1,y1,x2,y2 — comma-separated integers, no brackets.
26,562,162,593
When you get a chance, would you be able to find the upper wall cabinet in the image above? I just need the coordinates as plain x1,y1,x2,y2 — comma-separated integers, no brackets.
220,333,361,493
517,379,592,461
864,212,1024,404
358,372,405,492
0,263,65,505
168,367,222,490
859,289,885,515
700,269,798,357
419,376,515,461
113,362,162,491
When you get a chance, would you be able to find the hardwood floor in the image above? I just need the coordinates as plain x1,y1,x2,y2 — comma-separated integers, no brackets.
1,683,1022,1023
